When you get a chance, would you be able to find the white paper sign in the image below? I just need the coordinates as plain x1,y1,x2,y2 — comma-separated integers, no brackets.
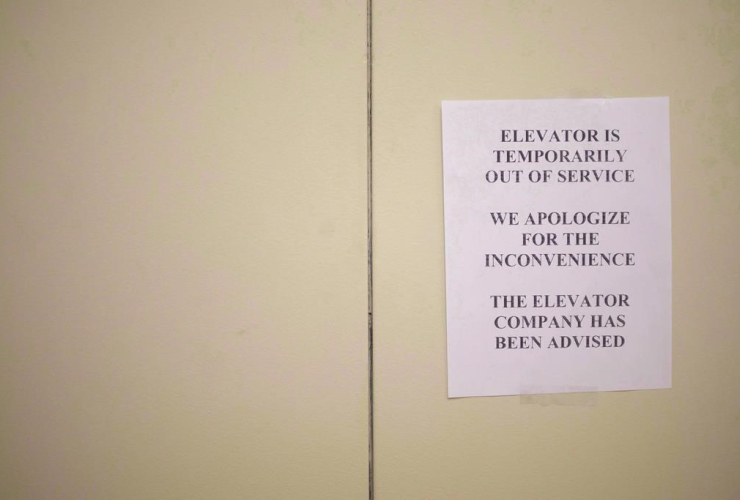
442,98,671,398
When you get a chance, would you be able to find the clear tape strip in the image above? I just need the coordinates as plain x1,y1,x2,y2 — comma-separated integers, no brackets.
519,386,598,406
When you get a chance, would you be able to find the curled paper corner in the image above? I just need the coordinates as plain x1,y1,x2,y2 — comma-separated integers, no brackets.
519,387,599,407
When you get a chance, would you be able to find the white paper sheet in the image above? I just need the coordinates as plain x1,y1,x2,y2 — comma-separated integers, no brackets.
442,98,671,398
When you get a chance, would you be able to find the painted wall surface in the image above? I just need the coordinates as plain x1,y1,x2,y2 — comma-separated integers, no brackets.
0,2,368,498
374,1,740,499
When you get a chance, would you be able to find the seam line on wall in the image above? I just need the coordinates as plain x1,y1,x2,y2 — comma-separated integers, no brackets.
366,0,374,499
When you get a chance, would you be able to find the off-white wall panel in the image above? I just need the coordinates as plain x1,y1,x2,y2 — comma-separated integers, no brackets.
0,2,367,498
374,1,740,498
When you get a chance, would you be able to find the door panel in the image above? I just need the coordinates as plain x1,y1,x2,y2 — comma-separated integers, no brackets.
0,2,368,498
374,2,740,498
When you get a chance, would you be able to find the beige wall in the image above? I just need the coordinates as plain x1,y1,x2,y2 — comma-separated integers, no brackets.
374,1,740,499
2,1,740,499
0,2,367,498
